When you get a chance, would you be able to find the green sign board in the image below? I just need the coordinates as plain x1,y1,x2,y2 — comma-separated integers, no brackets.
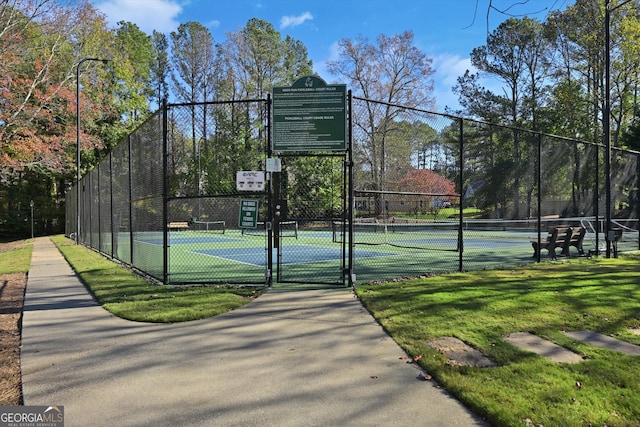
238,199,259,229
272,75,347,152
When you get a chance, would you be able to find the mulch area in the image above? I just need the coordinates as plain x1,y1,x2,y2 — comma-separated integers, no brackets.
0,239,28,405
0,273,26,405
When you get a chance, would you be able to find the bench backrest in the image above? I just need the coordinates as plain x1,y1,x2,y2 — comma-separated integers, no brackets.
555,226,572,238
546,227,560,244
570,226,586,241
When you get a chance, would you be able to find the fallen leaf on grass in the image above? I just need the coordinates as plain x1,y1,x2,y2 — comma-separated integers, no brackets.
403,354,423,363
417,372,432,381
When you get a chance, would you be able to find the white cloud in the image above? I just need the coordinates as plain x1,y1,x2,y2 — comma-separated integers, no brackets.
433,54,474,87
431,53,509,112
205,19,220,29
279,11,313,29
314,41,341,82
432,54,476,111
95,0,183,33
327,40,341,62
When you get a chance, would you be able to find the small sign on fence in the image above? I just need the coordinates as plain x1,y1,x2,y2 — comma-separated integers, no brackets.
236,171,265,191
239,199,259,229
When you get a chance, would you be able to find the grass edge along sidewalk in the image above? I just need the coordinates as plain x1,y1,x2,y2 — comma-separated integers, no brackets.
51,235,640,426
356,253,640,427
50,235,262,323
0,238,32,405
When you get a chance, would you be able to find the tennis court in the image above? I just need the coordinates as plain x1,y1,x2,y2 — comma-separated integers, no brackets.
131,226,396,284
68,96,640,287
120,216,640,285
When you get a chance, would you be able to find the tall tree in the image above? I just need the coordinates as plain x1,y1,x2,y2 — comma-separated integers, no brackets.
212,19,312,199
170,21,216,193
547,0,605,146
112,21,154,127
469,17,551,218
221,18,312,99
0,0,115,179
327,31,435,215
545,0,640,218
151,30,170,109
170,21,215,105
282,35,313,87
0,0,116,235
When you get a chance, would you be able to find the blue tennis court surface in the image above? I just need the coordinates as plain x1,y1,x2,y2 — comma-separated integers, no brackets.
191,245,395,266
139,236,240,245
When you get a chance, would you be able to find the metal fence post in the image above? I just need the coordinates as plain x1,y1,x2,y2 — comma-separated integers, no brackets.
536,133,542,263
109,153,115,258
348,90,355,287
458,117,464,272
595,144,600,255
162,99,169,285
128,134,134,265
266,94,273,286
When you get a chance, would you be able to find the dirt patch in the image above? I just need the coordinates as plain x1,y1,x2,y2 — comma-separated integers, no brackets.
0,272,26,405
0,239,30,254
427,337,497,367
629,328,640,335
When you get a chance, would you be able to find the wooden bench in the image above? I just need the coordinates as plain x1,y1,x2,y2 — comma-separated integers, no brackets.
563,226,586,257
531,227,568,260
168,221,190,231
531,226,587,259
532,227,560,259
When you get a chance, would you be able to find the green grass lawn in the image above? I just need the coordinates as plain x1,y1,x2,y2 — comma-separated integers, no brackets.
47,235,640,425
355,254,640,427
0,239,32,274
51,235,264,322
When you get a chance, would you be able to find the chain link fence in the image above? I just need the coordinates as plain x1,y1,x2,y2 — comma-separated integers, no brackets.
66,95,640,286
66,100,270,285
349,96,639,282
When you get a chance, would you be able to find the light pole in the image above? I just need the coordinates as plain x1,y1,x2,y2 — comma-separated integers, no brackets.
76,57,110,244
29,199,34,239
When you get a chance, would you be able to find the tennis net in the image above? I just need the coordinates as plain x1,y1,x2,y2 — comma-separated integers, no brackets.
241,221,298,238
332,217,586,251
191,220,226,233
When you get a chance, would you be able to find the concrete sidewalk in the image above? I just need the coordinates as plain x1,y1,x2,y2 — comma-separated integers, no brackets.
21,237,486,427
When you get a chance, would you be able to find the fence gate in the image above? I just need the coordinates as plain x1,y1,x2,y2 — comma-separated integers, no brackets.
270,154,350,286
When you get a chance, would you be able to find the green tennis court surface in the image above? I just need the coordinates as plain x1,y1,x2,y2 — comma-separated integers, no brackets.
192,245,395,266
120,218,638,285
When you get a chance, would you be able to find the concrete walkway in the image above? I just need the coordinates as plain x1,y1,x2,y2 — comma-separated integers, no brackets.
503,332,584,363
21,237,486,427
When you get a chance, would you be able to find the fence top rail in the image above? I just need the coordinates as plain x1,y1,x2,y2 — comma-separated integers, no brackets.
355,189,461,197
351,95,640,155
167,98,267,108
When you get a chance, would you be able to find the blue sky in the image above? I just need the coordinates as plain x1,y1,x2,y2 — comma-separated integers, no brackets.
92,0,571,111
